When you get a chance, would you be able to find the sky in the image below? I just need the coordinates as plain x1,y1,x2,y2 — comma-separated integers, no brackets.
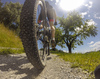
1,0,100,53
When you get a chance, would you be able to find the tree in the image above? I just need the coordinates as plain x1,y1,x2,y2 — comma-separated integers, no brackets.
0,0,3,11
0,0,3,9
55,26,65,48
59,11,97,53
0,2,22,32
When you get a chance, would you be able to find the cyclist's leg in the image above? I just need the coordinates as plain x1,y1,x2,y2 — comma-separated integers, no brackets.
47,8,56,49
49,21,55,41
49,21,56,49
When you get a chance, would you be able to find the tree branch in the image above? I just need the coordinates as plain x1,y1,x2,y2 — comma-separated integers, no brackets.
71,33,81,44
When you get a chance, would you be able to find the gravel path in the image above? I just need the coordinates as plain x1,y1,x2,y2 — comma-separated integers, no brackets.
0,54,91,79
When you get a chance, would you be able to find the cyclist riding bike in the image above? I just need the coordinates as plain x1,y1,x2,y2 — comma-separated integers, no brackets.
38,1,57,49
20,0,57,69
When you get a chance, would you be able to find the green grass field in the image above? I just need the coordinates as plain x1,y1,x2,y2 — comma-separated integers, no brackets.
0,24,24,54
51,50,100,73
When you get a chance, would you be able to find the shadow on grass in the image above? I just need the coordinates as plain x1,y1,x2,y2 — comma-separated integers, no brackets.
0,54,43,79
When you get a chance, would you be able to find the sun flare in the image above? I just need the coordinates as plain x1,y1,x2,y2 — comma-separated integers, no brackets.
60,0,84,11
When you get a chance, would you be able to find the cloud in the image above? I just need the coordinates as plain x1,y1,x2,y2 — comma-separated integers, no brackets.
88,15,90,17
55,0,59,5
75,51,78,53
80,1,93,18
63,50,68,53
90,41,100,50
88,1,93,8
87,19,97,26
90,41,100,47
88,41,94,44
75,27,82,32
56,0,59,3
94,13,100,19
84,1,93,10
81,12,88,18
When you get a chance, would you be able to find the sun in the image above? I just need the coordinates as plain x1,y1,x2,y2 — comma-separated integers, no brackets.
60,0,84,11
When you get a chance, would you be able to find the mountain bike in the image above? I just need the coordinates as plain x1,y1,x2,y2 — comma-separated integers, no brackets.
20,0,52,70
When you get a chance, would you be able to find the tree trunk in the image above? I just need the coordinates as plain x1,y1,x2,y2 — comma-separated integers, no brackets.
68,46,72,53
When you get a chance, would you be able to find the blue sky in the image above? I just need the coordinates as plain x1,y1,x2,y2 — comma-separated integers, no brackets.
1,0,100,53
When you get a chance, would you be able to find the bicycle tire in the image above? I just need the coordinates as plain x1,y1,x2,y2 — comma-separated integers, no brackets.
20,0,47,70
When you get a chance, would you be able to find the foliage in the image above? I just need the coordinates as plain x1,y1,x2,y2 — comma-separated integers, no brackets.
55,26,65,48
0,2,22,33
52,51,100,73
0,0,3,9
58,11,97,53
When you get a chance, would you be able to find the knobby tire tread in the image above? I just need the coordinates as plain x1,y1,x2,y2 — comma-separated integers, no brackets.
20,0,45,70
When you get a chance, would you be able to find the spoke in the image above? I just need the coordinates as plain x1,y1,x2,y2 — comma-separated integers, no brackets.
36,4,47,65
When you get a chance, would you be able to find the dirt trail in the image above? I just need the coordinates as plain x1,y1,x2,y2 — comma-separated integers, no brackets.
0,54,90,79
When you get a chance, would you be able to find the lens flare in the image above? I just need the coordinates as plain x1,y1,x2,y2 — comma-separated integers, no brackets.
60,0,84,11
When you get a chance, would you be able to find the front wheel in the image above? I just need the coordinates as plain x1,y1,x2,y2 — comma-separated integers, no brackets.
20,0,47,70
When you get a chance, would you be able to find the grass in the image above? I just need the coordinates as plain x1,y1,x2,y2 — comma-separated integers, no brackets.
0,48,24,55
0,24,23,48
51,50,100,73
0,24,24,55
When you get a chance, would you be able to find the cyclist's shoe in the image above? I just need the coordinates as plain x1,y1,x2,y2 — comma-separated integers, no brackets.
51,40,56,49
44,36,49,43
54,22,57,25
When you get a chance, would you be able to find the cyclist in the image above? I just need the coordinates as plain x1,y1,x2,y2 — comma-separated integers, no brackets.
38,1,57,49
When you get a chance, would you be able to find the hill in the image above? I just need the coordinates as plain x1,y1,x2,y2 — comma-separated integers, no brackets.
0,24,24,54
